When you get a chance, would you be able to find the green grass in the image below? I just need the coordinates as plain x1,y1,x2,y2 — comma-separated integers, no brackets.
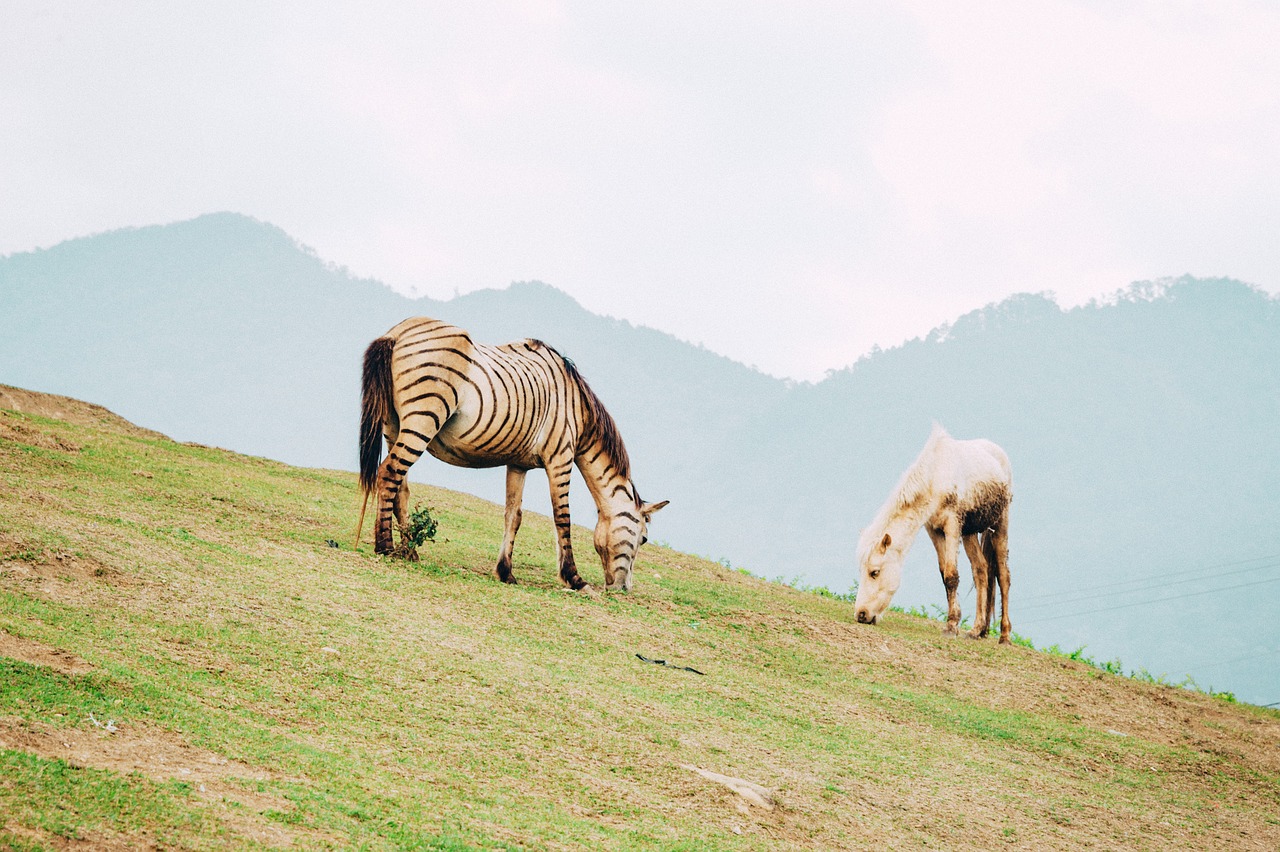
890,602,1242,701
2,404,1279,850
1,748,223,847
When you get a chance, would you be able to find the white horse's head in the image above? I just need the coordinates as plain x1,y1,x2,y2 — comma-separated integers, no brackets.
594,491,668,592
854,531,905,625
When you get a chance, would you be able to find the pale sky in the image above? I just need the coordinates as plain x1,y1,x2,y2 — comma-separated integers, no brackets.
4,1,1278,380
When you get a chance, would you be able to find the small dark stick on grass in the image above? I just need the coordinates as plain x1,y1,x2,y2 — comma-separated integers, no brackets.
636,654,705,675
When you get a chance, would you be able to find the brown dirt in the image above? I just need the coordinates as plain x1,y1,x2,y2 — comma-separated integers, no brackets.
0,715,305,848
0,384,168,440
0,414,82,452
0,530,135,607
0,631,95,676
0,615,307,849
2,820,160,851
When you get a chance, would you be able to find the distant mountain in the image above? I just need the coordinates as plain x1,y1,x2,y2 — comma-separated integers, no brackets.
3,212,1277,703
0,213,779,513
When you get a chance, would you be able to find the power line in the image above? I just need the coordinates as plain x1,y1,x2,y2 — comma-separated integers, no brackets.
1017,557,1280,612
1015,552,1280,606
1181,646,1280,671
1017,574,1280,624
1016,552,1280,600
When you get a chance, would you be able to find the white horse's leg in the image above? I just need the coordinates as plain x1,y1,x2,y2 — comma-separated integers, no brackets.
989,517,1012,644
927,519,963,636
963,534,991,639
496,466,527,584
983,534,998,634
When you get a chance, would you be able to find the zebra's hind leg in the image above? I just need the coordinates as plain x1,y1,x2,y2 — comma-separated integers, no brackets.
496,466,527,583
394,479,416,561
374,412,438,558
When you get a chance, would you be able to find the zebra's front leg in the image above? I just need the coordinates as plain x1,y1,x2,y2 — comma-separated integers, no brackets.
496,466,527,584
546,455,587,590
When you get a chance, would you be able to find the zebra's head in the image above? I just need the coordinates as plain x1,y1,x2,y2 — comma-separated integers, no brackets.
594,490,668,592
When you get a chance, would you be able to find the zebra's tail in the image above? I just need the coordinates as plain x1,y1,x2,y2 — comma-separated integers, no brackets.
359,336,396,496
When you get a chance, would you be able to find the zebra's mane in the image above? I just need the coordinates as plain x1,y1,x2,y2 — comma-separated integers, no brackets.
543,344,632,482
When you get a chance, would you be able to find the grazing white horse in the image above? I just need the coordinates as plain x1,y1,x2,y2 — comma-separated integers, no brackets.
853,425,1013,643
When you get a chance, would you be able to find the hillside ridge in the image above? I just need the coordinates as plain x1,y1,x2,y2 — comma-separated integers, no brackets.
0,383,167,440
1,387,1278,849
2,214,1279,707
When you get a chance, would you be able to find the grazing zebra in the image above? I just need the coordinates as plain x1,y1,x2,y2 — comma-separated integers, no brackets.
853,425,1013,642
357,317,667,592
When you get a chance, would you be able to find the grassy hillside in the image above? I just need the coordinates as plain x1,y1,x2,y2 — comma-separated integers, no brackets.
1,391,1278,851
6,216,1279,704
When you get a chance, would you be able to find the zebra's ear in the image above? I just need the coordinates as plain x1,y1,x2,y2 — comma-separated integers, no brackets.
642,500,669,518
880,532,892,551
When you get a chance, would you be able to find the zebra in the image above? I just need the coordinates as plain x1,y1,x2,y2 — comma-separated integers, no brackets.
357,317,667,592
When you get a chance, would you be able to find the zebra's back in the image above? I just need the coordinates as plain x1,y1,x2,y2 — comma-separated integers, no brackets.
386,319,581,470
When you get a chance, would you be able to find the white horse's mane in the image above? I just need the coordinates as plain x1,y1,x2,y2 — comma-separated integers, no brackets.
856,424,950,561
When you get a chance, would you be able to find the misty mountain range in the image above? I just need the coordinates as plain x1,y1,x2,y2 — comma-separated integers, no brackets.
2,212,1277,703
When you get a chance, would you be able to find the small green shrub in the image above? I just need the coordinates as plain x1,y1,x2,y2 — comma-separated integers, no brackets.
404,504,439,547
390,504,439,560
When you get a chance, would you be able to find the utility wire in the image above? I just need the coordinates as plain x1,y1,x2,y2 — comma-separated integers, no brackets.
1017,557,1280,612
1017,574,1280,624
1015,552,1280,606
1016,552,1280,600
1180,646,1280,671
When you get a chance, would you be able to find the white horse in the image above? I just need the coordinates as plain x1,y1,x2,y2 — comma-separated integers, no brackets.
853,425,1012,642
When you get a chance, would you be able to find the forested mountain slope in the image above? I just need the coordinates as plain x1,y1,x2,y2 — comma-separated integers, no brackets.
3,214,1276,703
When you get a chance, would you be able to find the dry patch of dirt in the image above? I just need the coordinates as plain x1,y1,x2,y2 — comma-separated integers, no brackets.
0,716,304,848
0,536,134,606
2,820,160,851
0,631,95,676
0,715,275,796
0,384,167,440
0,415,82,452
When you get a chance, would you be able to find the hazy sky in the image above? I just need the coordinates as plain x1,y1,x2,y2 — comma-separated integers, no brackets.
4,2,1278,379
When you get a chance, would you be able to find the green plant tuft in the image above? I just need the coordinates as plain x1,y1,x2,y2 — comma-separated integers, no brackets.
389,503,439,561
404,504,439,548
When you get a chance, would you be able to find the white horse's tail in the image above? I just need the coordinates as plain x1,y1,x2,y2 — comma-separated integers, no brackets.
982,532,999,581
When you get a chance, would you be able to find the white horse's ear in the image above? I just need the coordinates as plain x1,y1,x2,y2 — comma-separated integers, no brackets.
880,532,892,551
642,500,669,518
